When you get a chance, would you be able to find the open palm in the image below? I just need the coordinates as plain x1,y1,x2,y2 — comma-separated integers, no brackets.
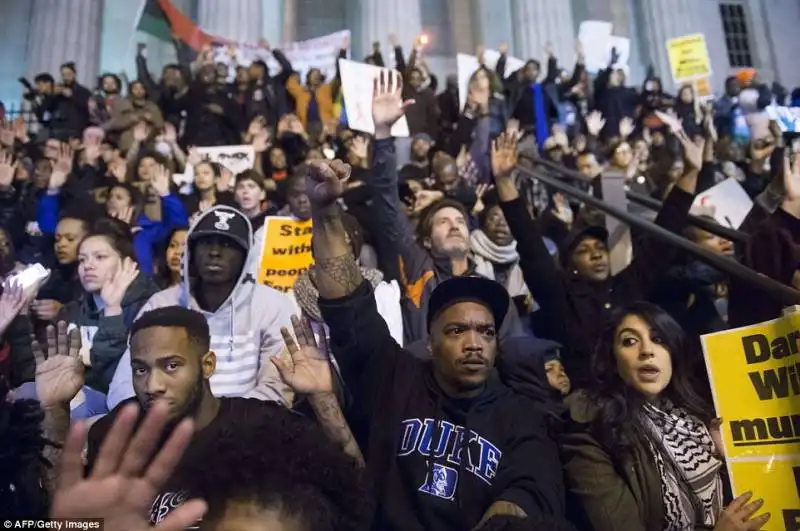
33,321,84,408
491,132,519,178
51,402,206,530
372,69,413,131
273,315,333,395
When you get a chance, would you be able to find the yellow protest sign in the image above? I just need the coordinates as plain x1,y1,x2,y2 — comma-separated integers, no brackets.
257,217,314,292
702,311,800,529
666,34,712,83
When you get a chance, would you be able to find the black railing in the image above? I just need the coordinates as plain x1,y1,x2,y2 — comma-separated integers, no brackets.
515,158,800,307
521,153,751,245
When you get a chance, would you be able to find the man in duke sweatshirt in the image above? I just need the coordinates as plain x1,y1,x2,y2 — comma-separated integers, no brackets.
306,70,564,530
107,205,294,408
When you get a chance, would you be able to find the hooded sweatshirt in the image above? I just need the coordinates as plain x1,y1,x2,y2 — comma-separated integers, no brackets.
106,207,295,410
320,280,564,530
64,273,160,394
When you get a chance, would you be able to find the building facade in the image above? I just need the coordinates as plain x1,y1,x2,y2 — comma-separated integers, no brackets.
1,0,799,106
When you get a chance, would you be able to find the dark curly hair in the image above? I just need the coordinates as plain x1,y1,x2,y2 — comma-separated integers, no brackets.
182,403,371,531
0,377,54,517
586,301,712,455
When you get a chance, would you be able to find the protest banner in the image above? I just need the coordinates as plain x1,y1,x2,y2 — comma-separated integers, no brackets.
338,58,410,136
194,145,256,175
701,310,800,529
213,30,350,83
666,34,712,83
257,217,314,292
578,21,629,75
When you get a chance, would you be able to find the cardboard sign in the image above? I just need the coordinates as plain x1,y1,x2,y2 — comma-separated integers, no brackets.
257,217,314,292
667,33,712,83
338,59,410,137
456,51,526,112
701,311,800,528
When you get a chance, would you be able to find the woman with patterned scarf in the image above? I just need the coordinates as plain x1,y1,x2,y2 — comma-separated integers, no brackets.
290,213,403,348
559,302,770,531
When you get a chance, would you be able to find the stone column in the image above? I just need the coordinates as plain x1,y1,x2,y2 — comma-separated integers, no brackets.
261,0,284,45
26,0,104,86
472,0,514,53
512,0,576,65
198,0,263,42
358,0,422,62
0,0,33,105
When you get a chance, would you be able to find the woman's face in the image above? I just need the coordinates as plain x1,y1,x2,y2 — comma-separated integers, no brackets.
194,162,217,192
269,148,287,169
680,87,694,104
54,218,88,265
106,186,132,217
138,156,157,182
612,142,633,168
482,206,513,246
614,314,673,399
569,236,610,282
166,230,187,276
78,236,122,294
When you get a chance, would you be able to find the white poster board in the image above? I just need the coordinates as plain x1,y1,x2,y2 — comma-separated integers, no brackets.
338,59,410,137
691,178,754,230
578,21,629,74
194,145,256,175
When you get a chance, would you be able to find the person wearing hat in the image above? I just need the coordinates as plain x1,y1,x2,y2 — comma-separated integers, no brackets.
494,128,699,388
307,154,564,530
107,205,295,410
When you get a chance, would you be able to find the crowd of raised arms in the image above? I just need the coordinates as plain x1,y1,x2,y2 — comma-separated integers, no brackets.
0,25,797,531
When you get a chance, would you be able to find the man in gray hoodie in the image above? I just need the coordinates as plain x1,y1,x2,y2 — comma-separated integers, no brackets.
107,205,295,409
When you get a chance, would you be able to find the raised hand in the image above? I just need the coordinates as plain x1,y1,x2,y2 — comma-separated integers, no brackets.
491,132,519,179
349,135,370,160
246,116,266,140
654,109,684,136
372,69,414,138
586,111,606,137
782,151,800,202
251,130,270,153
150,164,171,198
50,401,207,530
619,117,635,139
111,206,136,226
32,321,83,407
163,122,178,143
273,315,333,395
109,161,127,183
0,150,17,188
0,121,15,148
544,41,555,57
0,281,25,339
100,258,139,313
498,42,509,55
551,193,574,227
306,159,351,209
50,144,74,191
217,167,234,192
132,121,149,143
13,117,29,144
471,183,493,216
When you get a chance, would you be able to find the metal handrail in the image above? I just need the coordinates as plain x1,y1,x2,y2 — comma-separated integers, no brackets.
515,163,800,306
519,152,750,244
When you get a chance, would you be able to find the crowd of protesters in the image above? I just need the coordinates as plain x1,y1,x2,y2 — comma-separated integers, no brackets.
0,24,797,531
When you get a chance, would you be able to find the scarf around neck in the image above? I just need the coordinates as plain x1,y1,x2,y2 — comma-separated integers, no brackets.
469,230,530,300
640,401,723,530
470,229,518,265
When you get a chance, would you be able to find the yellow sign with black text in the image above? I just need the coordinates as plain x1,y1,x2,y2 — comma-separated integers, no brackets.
702,312,800,530
257,217,314,292
667,33,712,83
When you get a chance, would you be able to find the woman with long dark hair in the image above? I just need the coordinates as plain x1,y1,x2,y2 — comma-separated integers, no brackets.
560,302,770,531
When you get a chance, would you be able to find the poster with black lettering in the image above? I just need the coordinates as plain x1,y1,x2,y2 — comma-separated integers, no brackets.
195,145,256,175
701,310,800,529
257,217,313,292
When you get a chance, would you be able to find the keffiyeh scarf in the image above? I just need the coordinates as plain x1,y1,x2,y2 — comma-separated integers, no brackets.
640,401,724,530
